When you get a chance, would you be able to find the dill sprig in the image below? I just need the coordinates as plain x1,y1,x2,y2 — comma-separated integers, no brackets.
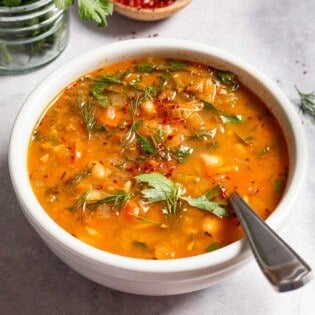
78,97,104,140
68,190,130,213
295,86,315,120
65,164,95,188
121,96,142,149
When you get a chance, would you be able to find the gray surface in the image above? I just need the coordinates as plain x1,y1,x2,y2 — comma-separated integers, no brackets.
1,0,315,314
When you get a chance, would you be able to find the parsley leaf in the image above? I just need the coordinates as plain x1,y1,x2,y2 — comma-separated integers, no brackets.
174,145,193,163
136,172,229,219
220,114,244,123
134,62,154,73
182,186,228,218
54,0,113,27
203,101,244,124
135,172,185,217
136,133,156,155
215,70,239,91
91,75,122,100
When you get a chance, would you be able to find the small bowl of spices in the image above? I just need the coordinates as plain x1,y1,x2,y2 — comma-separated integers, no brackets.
113,0,191,21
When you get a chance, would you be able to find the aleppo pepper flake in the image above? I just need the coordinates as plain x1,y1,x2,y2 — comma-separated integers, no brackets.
115,0,176,9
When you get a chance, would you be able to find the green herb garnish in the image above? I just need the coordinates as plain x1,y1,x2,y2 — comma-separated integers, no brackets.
166,60,187,72
69,190,130,213
91,75,122,101
133,241,149,250
295,86,315,120
216,71,239,91
234,133,254,146
203,101,217,111
136,133,156,155
134,62,154,73
136,173,185,218
258,145,270,157
181,187,228,218
144,86,160,100
135,172,228,220
203,101,244,123
174,145,193,163
220,114,244,123
54,0,113,27
190,129,216,141
65,164,94,187
78,98,102,140
273,178,284,193
206,242,220,252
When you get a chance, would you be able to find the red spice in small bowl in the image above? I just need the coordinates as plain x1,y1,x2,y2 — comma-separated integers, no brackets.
115,0,176,9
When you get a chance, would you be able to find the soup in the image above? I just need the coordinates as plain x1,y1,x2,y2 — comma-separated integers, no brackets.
28,58,288,259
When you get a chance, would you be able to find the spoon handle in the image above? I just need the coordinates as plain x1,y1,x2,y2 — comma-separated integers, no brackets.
229,192,312,292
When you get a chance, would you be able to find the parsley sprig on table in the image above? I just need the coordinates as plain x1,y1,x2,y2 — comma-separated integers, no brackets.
54,0,113,27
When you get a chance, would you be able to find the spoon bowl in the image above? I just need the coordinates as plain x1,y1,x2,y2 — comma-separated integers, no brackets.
229,192,312,292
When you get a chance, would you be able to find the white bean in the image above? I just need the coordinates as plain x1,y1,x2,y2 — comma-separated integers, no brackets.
91,162,112,180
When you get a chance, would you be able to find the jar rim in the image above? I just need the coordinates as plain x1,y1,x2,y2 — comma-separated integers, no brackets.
0,9,64,35
0,11,66,45
0,0,53,14
0,3,59,23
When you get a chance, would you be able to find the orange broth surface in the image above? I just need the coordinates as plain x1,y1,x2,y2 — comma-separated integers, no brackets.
28,58,289,259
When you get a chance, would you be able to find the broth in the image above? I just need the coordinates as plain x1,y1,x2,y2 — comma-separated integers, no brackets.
28,58,289,259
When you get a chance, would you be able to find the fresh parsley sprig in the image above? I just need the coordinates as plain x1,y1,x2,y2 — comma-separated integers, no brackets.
215,70,239,91
54,0,113,27
135,172,228,219
203,101,244,124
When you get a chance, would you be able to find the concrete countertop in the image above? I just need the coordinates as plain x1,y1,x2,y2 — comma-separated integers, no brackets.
1,0,314,314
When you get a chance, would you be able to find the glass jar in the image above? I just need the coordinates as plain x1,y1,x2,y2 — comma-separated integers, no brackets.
0,0,69,74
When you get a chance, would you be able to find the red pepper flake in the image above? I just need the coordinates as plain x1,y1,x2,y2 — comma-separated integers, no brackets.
115,0,176,9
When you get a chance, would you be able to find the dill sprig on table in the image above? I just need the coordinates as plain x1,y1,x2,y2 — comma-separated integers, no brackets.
295,86,315,120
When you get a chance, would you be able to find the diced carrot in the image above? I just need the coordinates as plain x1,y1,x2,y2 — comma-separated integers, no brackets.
121,200,141,222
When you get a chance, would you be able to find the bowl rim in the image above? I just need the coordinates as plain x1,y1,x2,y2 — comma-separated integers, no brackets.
9,38,307,275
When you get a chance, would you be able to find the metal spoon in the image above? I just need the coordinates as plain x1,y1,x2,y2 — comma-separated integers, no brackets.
228,192,312,292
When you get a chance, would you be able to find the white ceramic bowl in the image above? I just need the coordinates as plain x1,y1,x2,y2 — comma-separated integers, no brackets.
9,39,307,296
